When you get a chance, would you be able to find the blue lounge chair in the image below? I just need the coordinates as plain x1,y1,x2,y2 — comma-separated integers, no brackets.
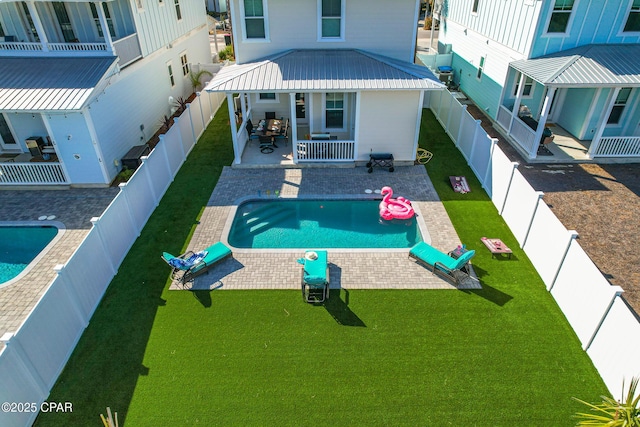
298,250,330,303
409,242,475,285
162,242,232,286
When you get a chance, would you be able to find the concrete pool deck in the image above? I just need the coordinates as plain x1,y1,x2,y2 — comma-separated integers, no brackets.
174,166,480,291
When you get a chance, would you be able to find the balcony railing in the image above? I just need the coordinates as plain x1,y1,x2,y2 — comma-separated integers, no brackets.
48,42,107,52
594,136,640,158
296,140,355,162
113,33,142,67
0,162,67,185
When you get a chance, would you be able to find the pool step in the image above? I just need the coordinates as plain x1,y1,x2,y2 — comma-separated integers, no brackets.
233,204,293,238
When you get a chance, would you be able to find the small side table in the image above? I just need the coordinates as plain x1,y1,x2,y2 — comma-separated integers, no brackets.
481,237,512,259
448,246,471,273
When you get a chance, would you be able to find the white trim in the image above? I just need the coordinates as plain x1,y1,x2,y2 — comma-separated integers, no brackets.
0,112,18,149
542,0,579,37
605,87,634,129
512,72,535,99
621,0,640,34
317,0,346,42
239,0,270,42
83,108,110,184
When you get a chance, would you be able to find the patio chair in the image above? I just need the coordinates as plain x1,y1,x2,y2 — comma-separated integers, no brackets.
297,250,330,303
409,242,475,285
265,111,276,120
162,242,232,286
259,135,276,153
246,119,258,142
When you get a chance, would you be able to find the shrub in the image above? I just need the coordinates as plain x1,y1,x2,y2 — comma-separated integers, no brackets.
218,45,234,61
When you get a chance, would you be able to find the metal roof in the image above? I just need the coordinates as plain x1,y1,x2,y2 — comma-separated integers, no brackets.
511,44,640,87
0,56,118,111
204,49,445,92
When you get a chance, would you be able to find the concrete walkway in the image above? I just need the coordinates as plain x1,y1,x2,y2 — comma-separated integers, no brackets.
173,166,480,291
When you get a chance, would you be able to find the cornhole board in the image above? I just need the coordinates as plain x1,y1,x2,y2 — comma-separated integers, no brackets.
449,176,470,193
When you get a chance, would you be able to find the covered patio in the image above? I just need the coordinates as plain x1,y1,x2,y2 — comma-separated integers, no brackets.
496,44,640,162
204,49,444,167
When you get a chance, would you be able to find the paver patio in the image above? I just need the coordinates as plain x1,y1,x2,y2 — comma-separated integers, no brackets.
173,166,480,291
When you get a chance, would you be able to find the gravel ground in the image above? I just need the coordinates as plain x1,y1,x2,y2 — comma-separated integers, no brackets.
465,104,640,317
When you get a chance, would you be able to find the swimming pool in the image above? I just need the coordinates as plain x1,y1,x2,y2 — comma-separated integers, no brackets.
227,199,425,249
0,223,62,287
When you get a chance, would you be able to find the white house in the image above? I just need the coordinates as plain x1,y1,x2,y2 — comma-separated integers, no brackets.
429,0,640,162
204,0,444,167
0,0,213,186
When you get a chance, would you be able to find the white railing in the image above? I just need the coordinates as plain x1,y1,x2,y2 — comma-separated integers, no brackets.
0,162,66,185
47,42,107,52
496,105,512,132
415,52,453,71
113,34,141,67
0,90,227,427
510,116,538,154
296,140,355,161
594,136,640,157
0,41,42,52
428,89,640,401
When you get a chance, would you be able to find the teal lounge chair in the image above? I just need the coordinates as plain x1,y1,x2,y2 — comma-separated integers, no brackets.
298,250,330,303
162,242,232,286
409,242,475,285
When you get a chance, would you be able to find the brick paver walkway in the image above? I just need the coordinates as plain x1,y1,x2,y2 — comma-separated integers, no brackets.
173,166,480,292
0,188,118,350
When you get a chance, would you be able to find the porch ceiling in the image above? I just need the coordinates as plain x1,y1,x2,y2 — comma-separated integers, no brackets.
0,56,118,111
511,44,640,88
204,49,445,93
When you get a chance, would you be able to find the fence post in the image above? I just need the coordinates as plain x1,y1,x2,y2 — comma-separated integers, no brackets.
481,138,499,191
196,92,206,132
172,117,187,160
90,217,117,275
118,182,141,235
1,333,49,397
499,161,519,215
583,289,624,351
140,156,158,206
468,119,482,158
548,230,579,292
520,191,545,248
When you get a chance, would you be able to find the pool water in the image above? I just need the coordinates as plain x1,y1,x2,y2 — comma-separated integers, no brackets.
0,226,59,284
228,199,422,249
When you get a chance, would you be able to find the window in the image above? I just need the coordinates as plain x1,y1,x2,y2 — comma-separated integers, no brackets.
167,62,175,87
259,93,276,100
547,0,574,33
472,0,480,13
180,53,189,75
21,2,40,42
0,21,5,38
135,0,143,9
174,0,182,20
476,56,485,80
243,0,266,39
320,0,342,38
607,88,632,125
53,2,76,42
513,72,534,97
325,93,344,129
624,0,640,32
90,3,116,38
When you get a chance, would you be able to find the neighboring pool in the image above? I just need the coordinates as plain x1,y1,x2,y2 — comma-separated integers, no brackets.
227,199,424,249
0,224,62,287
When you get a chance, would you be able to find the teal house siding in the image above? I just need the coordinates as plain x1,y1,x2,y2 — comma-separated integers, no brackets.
451,53,503,119
556,88,595,139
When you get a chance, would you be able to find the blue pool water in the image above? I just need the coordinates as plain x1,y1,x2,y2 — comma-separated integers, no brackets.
228,199,422,249
0,226,58,284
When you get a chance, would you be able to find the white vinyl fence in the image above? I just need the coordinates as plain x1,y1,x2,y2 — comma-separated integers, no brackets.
427,89,640,401
0,90,225,427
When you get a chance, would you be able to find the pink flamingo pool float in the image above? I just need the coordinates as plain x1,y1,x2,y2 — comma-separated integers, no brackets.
379,186,415,220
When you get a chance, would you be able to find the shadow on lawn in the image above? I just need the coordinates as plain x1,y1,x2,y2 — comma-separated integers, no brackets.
463,266,513,307
323,289,367,327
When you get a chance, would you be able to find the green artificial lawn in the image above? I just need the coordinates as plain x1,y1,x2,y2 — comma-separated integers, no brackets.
34,108,607,426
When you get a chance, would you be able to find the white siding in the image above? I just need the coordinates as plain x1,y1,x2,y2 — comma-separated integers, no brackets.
89,27,211,182
440,0,542,56
357,91,421,161
231,0,418,64
132,0,209,56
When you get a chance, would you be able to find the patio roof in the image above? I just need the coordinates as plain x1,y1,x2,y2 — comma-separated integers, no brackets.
510,44,640,88
204,49,445,93
0,56,118,111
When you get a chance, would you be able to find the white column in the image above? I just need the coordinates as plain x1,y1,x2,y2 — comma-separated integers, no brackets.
96,2,114,53
529,87,556,159
289,93,298,163
588,87,620,158
227,93,240,164
25,1,49,51
510,70,526,133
